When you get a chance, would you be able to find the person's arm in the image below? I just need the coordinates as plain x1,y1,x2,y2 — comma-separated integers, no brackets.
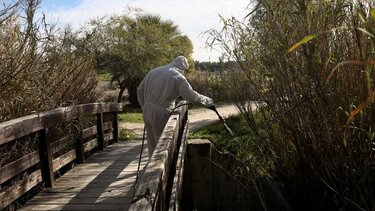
177,75,213,107
137,79,145,109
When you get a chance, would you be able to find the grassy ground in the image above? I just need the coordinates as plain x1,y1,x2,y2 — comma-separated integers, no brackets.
118,104,143,141
119,128,138,141
118,102,235,141
97,72,112,81
118,113,143,123
118,104,143,123
190,114,253,155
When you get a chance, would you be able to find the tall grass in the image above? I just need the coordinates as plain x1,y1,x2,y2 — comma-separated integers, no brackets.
0,2,99,209
186,70,230,101
207,0,375,210
0,0,98,122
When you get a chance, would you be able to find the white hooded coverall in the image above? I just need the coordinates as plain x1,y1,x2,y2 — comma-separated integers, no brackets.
137,56,213,156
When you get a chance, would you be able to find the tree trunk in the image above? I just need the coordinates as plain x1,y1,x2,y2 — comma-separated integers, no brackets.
117,86,126,103
128,85,140,107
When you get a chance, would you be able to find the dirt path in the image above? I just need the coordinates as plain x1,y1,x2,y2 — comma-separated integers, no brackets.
120,104,239,139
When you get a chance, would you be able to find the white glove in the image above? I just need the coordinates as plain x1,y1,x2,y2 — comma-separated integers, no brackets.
200,96,214,107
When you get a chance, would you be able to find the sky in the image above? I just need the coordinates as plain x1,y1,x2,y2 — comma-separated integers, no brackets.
38,0,250,62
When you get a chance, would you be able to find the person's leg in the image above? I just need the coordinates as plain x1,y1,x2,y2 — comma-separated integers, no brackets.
144,105,171,158
150,110,170,147
145,121,156,158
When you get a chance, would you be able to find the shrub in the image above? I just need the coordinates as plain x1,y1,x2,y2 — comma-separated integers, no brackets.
0,0,98,122
186,71,230,101
208,0,375,210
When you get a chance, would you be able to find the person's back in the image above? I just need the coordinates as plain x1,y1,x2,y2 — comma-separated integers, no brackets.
140,65,182,110
137,56,213,156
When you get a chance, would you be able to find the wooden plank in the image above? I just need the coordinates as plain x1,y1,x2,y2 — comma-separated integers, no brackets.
20,141,145,210
55,169,138,177
83,138,98,152
18,203,128,210
169,120,189,211
0,170,43,210
51,135,75,155
104,132,113,142
103,122,112,132
82,126,97,139
53,177,138,187
41,185,132,193
0,151,40,184
79,161,145,166
52,149,76,172
60,166,146,174
63,163,146,173
130,113,180,210
36,190,131,198
82,123,111,141
59,167,144,173
0,103,122,145
38,129,54,187
25,195,132,204
55,171,139,179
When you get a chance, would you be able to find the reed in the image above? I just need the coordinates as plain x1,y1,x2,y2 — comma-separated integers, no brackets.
0,0,98,122
207,0,375,210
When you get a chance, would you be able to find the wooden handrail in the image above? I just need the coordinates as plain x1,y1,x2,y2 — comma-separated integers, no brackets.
130,101,188,211
0,102,122,210
0,102,122,145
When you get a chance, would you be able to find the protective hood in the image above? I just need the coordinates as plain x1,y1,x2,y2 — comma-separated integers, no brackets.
170,56,189,73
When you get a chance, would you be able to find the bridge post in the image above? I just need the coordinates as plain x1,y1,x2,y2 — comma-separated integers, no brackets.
112,111,119,143
75,118,85,164
183,139,212,210
38,128,54,187
96,113,105,150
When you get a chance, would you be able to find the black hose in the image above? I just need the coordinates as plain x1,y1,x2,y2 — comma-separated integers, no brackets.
132,125,146,199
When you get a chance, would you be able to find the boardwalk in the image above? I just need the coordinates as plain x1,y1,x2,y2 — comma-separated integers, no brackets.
20,141,148,211
15,104,239,210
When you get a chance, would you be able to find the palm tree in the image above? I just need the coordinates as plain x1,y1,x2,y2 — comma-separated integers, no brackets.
92,12,193,104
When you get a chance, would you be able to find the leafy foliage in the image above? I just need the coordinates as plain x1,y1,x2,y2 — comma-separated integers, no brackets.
0,0,98,122
207,0,375,210
119,128,137,141
88,11,194,104
118,112,143,123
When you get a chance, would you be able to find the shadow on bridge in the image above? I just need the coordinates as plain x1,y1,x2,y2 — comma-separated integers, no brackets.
21,141,148,210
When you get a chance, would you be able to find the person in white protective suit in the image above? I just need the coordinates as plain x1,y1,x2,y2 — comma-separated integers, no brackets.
137,56,214,156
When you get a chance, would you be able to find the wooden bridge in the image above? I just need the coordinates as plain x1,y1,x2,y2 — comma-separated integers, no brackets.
0,102,250,211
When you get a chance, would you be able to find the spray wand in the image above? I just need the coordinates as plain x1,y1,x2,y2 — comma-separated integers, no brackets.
173,103,235,136
208,105,235,136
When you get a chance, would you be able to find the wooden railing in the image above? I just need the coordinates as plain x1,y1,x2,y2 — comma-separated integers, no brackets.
130,101,189,211
0,103,122,210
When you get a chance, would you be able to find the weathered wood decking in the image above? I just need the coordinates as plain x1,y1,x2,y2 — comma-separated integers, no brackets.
1,102,190,210
20,141,148,211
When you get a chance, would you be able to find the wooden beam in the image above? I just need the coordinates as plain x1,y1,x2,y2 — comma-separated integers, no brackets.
112,111,119,143
169,120,189,211
183,139,213,210
0,103,122,146
82,126,97,139
130,113,181,210
76,122,85,164
0,170,43,210
38,129,54,188
96,113,105,150
103,122,112,132
50,135,75,155
52,149,76,172
0,151,40,184
83,138,98,153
